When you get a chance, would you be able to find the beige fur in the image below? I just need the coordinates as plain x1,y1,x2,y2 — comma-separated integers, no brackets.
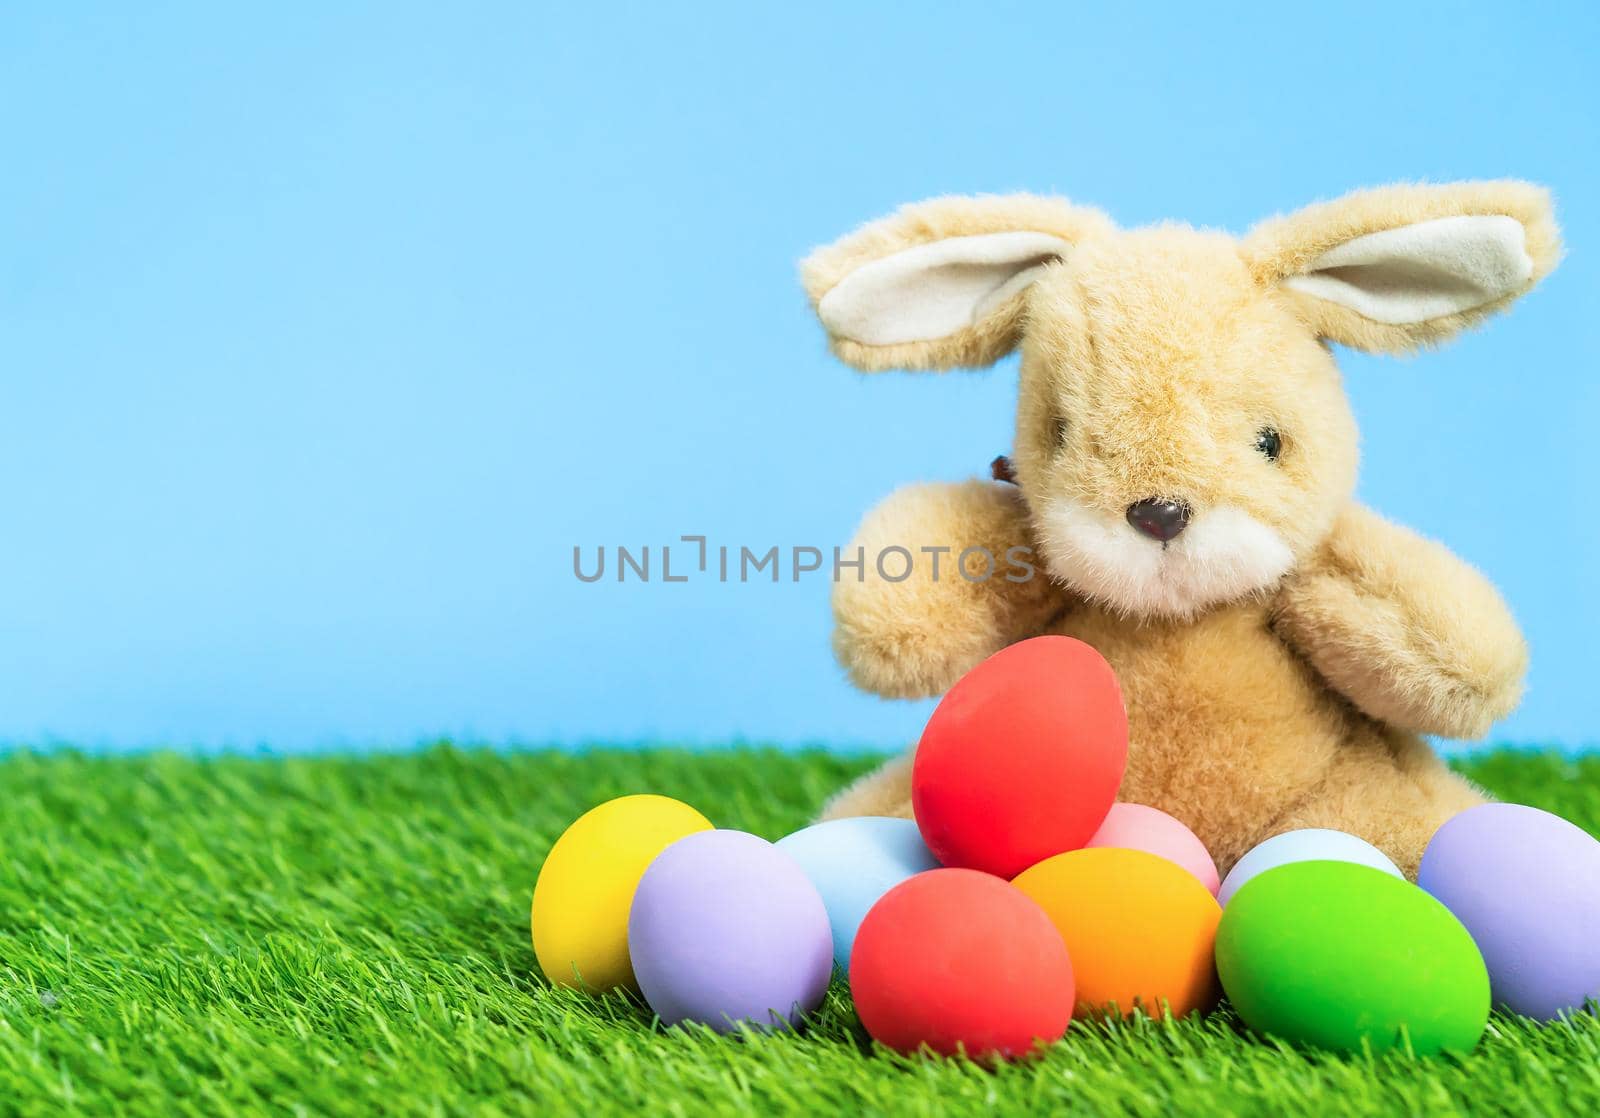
804,183,1559,878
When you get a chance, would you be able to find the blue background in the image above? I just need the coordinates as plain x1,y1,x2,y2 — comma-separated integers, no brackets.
3,2,1596,752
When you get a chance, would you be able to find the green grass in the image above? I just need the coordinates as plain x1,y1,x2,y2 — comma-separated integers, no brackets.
3,746,1600,1116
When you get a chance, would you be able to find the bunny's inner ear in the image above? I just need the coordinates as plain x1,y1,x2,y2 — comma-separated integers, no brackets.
1280,215,1533,325
1245,181,1561,354
803,194,1110,371
817,231,1071,346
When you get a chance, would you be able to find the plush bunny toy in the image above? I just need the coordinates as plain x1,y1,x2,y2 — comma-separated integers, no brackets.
803,182,1561,877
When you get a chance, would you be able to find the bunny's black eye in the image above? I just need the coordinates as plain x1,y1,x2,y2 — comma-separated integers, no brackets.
1255,427,1283,462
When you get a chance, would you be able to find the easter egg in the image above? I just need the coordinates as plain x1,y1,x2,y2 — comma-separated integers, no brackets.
1011,847,1221,1019
1087,803,1220,894
1419,803,1600,1021
1217,861,1489,1055
1217,828,1402,907
531,794,712,990
776,816,940,970
912,636,1127,878
627,829,832,1032
850,868,1075,1060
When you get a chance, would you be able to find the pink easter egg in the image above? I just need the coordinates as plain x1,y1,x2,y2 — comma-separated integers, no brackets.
1086,803,1220,895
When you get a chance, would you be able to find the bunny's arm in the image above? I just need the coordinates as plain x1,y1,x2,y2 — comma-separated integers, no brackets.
832,479,1071,699
1270,503,1527,740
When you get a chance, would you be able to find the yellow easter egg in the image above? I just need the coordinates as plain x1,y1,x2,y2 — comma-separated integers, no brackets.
531,794,712,990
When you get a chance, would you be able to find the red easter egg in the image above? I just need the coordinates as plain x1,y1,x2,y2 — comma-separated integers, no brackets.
850,868,1074,1059
913,636,1127,878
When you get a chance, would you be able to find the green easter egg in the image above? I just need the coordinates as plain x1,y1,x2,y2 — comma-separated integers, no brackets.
1216,861,1489,1056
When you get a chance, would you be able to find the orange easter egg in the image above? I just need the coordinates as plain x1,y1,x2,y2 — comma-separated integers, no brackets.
1012,847,1221,1019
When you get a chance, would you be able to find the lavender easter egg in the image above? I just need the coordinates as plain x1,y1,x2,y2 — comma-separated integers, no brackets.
628,830,833,1032
1419,803,1600,1021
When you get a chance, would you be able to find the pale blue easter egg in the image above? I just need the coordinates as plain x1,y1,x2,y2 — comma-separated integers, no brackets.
775,817,940,970
1217,828,1403,907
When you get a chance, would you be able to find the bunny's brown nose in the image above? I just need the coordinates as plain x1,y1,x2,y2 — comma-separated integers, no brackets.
1126,498,1190,542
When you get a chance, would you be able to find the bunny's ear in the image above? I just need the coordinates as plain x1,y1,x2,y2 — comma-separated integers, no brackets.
1242,181,1561,354
801,195,1112,371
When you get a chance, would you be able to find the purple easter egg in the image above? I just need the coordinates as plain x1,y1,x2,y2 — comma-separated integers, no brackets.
1419,803,1600,1021
628,829,833,1032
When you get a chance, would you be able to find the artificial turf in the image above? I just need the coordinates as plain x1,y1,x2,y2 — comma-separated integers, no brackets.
2,746,1599,1116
